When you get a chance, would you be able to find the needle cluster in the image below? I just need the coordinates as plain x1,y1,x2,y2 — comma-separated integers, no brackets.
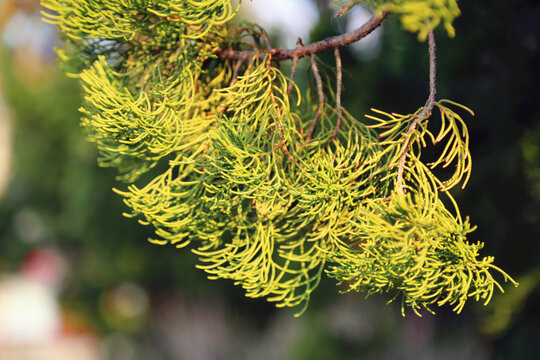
42,0,516,316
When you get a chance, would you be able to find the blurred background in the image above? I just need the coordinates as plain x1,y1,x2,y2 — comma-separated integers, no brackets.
0,0,538,359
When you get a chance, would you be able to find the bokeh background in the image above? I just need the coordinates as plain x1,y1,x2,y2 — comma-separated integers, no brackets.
0,0,538,359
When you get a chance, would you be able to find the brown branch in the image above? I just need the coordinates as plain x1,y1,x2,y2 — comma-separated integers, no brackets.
241,41,258,51
306,54,324,143
258,31,272,51
396,29,437,195
215,12,388,62
331,48,343,140
336,0,357,18
230,59,244,85
287,56,299,96
287,37,304,96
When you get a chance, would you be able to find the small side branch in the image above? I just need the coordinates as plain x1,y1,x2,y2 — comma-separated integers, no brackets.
287,38,304,96
216,12,388,62
306,54,324,143
336,0,357,18
396,29,437,195
230,59,244,85
331,48,343,140
287,56,299,96
267,77,286,151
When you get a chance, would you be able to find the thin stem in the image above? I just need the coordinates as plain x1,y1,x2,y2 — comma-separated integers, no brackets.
216,12,388,62
306,54,324,143
258,31,272,51
331,48,343,140
241,41,258,51
267,77,286,151
336,0,357,18
267,71,299,166
230,59,244,85
287,56,299,96
287,37,304,96
396,29,437,195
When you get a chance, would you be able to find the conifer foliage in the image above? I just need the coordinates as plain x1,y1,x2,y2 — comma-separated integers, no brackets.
42,0,517,315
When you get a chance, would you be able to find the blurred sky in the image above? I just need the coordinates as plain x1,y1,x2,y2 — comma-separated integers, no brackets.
236,0,319,46
240,0,382,57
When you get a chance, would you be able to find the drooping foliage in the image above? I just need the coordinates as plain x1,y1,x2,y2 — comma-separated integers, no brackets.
41,0,516,315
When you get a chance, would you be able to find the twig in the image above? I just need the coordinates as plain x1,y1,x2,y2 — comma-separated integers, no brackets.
336,0,357,18
287,55,299,96
331,48,343,140
258,31,272,51
230,59,244,85
396,29,437,195
216,12,388,62
267,76,286,151
306,54,324,143
282,145,300,168
241,41,258,51
287,37,304,96
267,71,301,167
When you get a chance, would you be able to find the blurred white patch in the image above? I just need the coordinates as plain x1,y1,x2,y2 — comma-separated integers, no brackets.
344,6,383,60
0,276,61,345
239,0,319,47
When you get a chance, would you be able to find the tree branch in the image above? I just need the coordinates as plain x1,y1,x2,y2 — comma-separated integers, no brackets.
215,12,388,62
287,37,304,96
396,29,437,195
331,48,343,140
306,54,324,143
336,0,357,18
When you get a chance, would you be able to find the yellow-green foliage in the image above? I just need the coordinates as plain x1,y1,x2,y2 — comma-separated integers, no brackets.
42,0,238,40
357,0,461,40
42,0,516,316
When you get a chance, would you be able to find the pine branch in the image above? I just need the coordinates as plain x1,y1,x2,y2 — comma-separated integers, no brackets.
215,12,388,62
287,37,303,96
43,0,518,316
396,29,437,195
306,54,324,143
336,1,359,18
331,48,344,140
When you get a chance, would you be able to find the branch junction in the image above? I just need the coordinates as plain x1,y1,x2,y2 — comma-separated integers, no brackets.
216,12,388,62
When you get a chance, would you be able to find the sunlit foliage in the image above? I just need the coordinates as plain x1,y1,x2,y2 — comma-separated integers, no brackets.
42,0,516,316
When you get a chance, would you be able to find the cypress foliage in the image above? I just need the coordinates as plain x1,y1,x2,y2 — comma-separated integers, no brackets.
42,0,517,316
